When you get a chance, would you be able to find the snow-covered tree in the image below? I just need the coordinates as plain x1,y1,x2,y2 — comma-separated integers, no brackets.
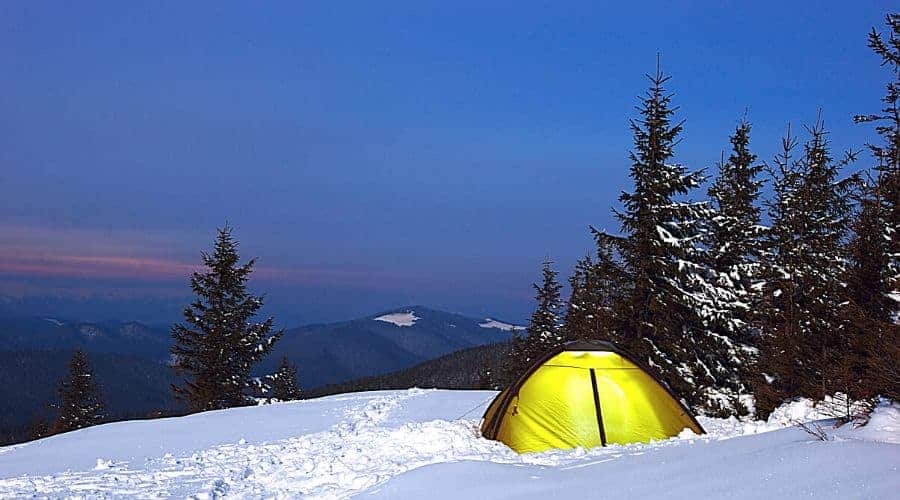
269,356,303,401
506,259,563,384
754,121,857,417
564,255,599,342
846,12,900,404
564,239,624,342
845,178,895,326
52,349,105,433
171,224,284,412
835,177,898,413
593,65,750,415
707,120,765,336
855,12,900,322
526,259,564,352
703,120,765,414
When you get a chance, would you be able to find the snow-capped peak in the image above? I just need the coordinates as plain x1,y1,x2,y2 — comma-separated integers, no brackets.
479,318,525,332
374,311,420,327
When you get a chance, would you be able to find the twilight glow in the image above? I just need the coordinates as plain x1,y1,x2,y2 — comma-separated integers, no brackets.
0,1,886,323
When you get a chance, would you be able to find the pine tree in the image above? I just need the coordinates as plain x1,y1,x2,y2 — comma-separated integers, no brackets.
846,180,895,323
269,356,303,401
593,63,745,414
754,129,805,414
855,13,900,323
506,259,563,384
52,349,105,433
703,120,765,414
754,120,857,417
564,255,595,341
847,13,900,404
835,180,897,413
527,259,564,354
171,224,284,412
792,121,857,404
707,120,765,336
563,239,624,341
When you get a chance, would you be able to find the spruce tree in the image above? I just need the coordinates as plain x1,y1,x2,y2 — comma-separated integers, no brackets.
563,239,624,341
171,224,284,412
593,64,745,414
269,356,303,401
847,13,900,404
846,180,895,324
505,332,527,387
855,13,900,323
506,259,563,384
564,255,595,341
754,129,805,414
704,120,765,414
707,120,764,337
794,121,857,403
527,259,564,354
835,179,897,412
52,349,105,433
754,121,857,417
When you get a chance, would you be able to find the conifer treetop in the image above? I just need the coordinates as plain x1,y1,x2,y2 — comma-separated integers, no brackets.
171,224,283,412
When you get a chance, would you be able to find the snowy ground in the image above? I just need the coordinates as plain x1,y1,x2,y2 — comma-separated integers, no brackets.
0,390,897,499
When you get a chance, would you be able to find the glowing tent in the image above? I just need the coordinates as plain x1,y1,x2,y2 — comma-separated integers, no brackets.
481,340,704,453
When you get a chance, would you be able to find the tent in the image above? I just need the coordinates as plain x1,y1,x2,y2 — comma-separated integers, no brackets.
480,340,704,453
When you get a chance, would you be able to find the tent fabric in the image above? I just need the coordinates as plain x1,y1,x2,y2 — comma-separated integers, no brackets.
481,341,704,454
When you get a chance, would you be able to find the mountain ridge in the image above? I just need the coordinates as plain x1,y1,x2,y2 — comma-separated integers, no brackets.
0,305,524,437
265,305,521,387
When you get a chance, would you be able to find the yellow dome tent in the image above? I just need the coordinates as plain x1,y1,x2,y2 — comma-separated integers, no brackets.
480,340,704,453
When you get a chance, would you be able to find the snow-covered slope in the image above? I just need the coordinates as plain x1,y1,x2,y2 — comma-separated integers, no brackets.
0,390,897,498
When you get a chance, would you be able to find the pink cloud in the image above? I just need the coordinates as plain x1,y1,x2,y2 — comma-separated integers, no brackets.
0,252,199,280
0,247,431,291
0,223,478,295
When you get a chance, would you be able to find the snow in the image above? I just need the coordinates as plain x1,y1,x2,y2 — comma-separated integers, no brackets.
1,390,897,499
839,400,900,445
478,318,526,332
373,311,419,327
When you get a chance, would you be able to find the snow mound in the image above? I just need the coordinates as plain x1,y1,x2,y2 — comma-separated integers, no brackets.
374,311,420,327
479,318,525,332
837,399,900,445
764,394,870,428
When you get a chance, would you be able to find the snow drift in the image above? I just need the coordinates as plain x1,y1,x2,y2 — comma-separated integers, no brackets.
0,390,897,498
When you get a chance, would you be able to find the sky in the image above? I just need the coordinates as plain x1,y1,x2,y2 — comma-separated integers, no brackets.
0,1,893,325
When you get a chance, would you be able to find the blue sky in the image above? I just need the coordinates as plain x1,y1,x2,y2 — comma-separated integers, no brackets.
0,1,892,324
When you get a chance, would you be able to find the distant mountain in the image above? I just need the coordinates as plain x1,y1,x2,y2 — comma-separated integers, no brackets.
0,315,171,361
264,306,522,388
0,305,522,439
307,341,512,398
